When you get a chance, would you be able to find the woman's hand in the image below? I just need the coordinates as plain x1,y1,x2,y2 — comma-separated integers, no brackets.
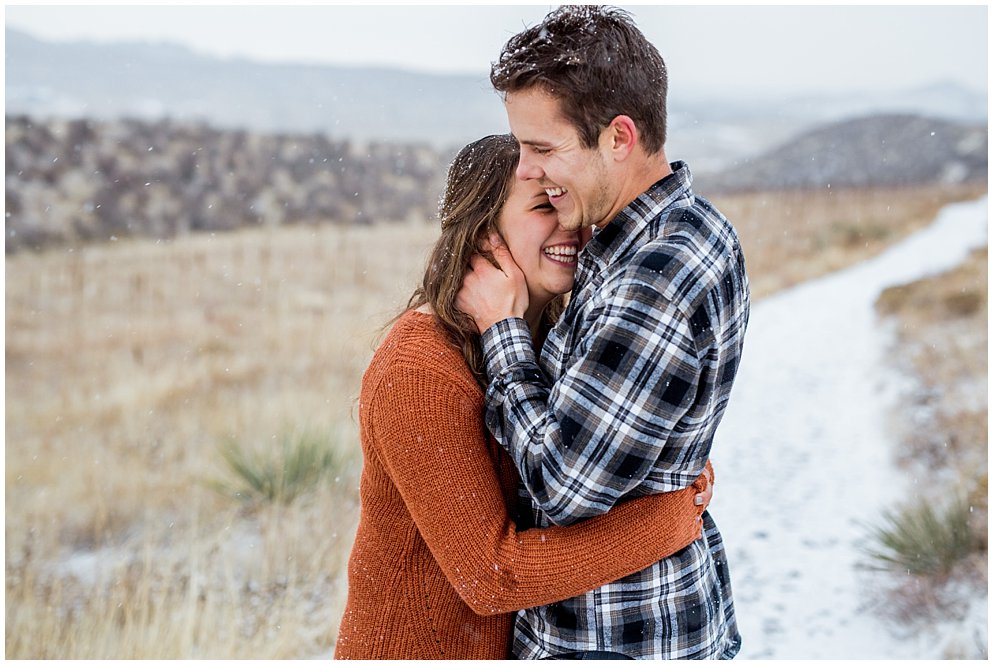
692,461,715,523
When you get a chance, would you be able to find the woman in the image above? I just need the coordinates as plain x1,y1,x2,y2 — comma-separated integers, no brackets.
334,135,714,659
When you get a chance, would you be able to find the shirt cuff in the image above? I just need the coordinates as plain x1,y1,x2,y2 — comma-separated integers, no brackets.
481,317,537,380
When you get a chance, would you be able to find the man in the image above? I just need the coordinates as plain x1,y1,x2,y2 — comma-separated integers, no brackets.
456,6,748,660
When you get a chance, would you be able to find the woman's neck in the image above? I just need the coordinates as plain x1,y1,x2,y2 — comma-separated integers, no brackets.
523,300,549,349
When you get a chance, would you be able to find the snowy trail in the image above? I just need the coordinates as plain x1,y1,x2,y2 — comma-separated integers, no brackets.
709,196,988,658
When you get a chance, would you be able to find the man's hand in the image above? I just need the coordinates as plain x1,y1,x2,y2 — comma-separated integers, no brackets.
456,234,530,334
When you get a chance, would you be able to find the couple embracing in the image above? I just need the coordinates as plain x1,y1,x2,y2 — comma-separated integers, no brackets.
335,6,749,660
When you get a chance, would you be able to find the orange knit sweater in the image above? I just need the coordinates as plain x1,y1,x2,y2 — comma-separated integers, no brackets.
334,310,710,659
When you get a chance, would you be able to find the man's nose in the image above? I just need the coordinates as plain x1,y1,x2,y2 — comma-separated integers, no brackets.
516,152,542,181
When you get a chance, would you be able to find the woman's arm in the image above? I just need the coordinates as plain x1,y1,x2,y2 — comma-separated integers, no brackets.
371,360,710,616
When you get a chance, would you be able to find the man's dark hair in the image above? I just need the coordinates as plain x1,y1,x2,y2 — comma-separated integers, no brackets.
490,5,668,155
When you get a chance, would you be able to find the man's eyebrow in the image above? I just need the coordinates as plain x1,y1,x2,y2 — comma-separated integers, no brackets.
518,138,554,148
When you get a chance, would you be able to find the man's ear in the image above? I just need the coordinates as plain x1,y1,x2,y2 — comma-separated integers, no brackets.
605,115,639,161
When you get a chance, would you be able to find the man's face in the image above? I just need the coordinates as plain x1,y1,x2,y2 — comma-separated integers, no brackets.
505,88,615,232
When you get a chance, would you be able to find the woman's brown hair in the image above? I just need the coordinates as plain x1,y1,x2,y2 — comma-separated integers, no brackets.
405,134,563,387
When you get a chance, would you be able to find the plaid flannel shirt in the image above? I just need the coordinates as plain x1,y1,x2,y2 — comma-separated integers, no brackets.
481,162,748,659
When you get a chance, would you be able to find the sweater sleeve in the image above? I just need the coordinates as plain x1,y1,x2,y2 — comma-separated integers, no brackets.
369,360,709,616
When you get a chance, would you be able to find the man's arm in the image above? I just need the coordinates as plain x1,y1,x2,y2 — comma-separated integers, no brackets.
369,359,712,616
458,241,704,526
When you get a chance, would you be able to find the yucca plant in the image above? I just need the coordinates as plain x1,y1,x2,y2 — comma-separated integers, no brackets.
213,429,340,505
864,494,982,578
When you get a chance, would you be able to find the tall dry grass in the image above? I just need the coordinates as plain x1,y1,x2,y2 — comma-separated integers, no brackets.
711,183,986,299
5,183,985,658
869,245,987,638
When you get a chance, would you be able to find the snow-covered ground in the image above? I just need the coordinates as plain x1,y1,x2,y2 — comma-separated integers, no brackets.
710,196,989,658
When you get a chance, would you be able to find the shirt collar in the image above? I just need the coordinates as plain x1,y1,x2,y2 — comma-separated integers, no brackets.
582,161,695,269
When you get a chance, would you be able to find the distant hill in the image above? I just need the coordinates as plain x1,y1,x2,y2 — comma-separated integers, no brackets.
4,28,504,148
5,28,988,175
704,114,988,193
5,29,988,252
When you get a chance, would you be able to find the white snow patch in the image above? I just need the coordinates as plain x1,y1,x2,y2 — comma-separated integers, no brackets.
710,196,988,658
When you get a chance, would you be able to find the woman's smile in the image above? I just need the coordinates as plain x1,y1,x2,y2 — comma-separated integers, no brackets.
542,242,579,266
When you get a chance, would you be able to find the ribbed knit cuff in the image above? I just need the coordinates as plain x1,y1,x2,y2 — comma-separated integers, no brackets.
481,317,536,381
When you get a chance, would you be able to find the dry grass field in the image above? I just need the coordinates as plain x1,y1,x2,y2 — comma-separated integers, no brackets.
5,183,986,658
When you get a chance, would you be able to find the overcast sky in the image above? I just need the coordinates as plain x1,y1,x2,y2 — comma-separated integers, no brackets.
5,4,988,96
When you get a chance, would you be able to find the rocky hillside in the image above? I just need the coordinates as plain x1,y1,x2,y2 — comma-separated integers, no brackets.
5,112,987,253
704,114,987,193
5,115,449,252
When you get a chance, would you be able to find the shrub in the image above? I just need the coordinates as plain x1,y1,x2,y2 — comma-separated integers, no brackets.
864,493,984,578
213,429,341,505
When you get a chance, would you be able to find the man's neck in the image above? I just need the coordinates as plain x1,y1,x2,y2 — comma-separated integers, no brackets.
596,151,672,229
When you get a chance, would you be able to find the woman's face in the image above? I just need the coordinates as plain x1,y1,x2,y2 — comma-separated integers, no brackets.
497,177,580,312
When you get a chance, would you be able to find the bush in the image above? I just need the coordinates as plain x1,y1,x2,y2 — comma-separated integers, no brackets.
865,493,984,577
213,429,341,505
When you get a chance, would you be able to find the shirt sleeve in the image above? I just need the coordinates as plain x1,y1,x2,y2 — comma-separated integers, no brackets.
482,280,702,526
369,360,706,616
